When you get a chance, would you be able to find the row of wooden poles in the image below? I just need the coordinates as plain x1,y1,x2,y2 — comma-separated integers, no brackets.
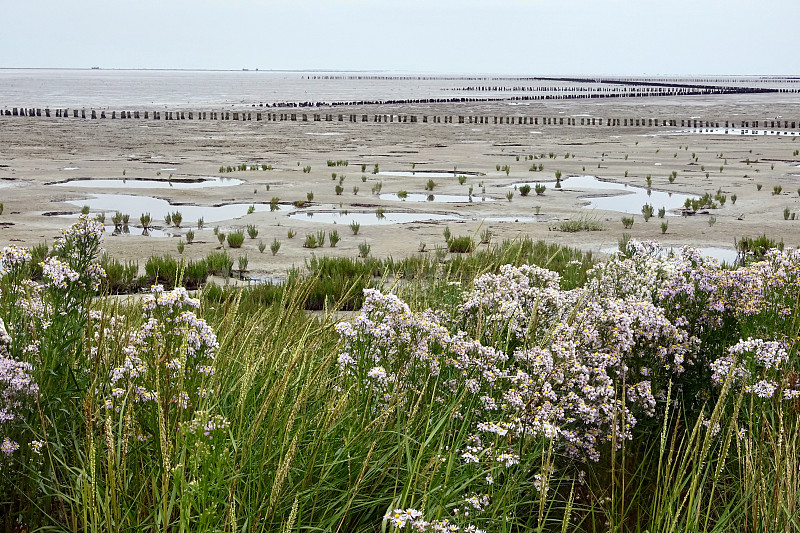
3,108,799,130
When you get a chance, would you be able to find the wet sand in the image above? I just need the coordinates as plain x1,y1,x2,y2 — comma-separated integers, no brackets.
1,94,800,277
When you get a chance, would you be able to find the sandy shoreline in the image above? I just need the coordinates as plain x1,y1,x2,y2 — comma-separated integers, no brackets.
1,96,800,277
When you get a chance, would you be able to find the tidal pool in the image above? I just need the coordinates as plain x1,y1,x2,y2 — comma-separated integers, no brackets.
599,245,739,264
378,170,482,178
510,175,695,216
481,215,542,223
54,176,243,189
379,192,494,203
653,128,800,137
288,210,460,225
61,193,291,223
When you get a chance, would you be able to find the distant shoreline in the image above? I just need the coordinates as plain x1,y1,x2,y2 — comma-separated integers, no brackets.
2,67,800,79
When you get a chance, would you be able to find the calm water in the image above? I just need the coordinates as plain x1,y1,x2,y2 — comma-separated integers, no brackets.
510,175,696,216
2,70,798,108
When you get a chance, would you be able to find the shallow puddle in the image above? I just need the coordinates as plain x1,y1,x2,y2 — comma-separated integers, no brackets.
599,245,738,264
509,175,695,216
60,193,290,223
378,170,481,178
54,176,243,189
379,192,494,203
288,210,460,225
481,215,542,223
653,128,800,137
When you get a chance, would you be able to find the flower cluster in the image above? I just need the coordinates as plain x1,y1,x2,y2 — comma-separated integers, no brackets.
40,257,80,289
107,285,224,441
384,508,486,532
0,346,39,456
710,338,792,398
49,215,106,293
0,246,32,277
338,242,800,530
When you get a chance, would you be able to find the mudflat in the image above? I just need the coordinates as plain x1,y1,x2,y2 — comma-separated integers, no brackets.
1,94,799,276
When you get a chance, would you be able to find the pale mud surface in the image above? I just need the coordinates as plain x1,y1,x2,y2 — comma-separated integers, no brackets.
1,94,800,278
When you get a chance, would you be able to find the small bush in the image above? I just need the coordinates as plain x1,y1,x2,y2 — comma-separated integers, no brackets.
184,259,208,289
227,231,245,248
144,255,179,287
99,253,138,294
641,203,654,221
447,236,474,253
205,251,233,277
621,216,634,229
304,234,321,248
558,216,604,232
519,184,532,196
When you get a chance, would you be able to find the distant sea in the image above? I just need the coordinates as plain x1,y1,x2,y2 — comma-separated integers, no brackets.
0,69,797,109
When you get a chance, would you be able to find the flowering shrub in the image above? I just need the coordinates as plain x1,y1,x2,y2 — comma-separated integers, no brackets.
336,241,800,530
107,285,226,456
0,346,38,458
710,338,795,399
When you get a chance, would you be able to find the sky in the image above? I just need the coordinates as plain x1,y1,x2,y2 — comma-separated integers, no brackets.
2,0,799,75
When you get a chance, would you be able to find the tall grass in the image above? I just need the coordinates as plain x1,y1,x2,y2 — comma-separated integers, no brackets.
3,220,800,532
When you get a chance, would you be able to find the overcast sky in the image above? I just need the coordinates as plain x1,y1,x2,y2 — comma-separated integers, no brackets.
2,0,798,75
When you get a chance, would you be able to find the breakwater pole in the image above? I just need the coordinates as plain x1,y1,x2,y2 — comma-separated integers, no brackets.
1,107,797,131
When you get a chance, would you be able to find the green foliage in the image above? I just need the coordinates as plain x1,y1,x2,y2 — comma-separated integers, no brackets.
205,250,233,277
99,253,138,293
519,184,532,196
447,235,474,253
329,229,340,247
144,254,180,287
227,231,245,248
558,216,604,232
171,210,182,227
